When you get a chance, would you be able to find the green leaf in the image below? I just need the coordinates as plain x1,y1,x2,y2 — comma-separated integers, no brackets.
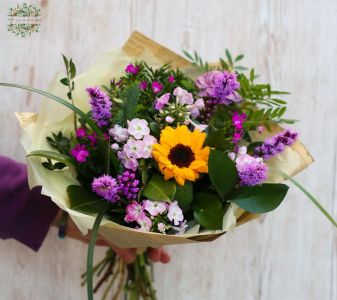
143,174,176,202
204,129,228,150
69,59,76,79
235,54,244,62
228,183,289,213
0,83,103,138
208,150,238,200
62,54,69,70
121,83,140,121
225,49,233,65
175,181,193,212
193,193,224,230
27,150,73,166
60,77,69,86
67,185,111,214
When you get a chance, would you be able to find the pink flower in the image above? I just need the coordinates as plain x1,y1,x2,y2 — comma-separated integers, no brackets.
128,118,150,139
195,70,223,97
139,81,148,90
137,214,152,231
154,93,170,110
168,75,175,83
173,87,194,105
165,116,174,124
152,81,163,94
124,201,144,223
157,223,167,233
76,127,86,138
258,126,264,134
189,98,205,117
232,112,246,130
123,138,145,159
70,144,89,163
167,201,184,226
143,200,167,216
125,64,140,75
117,150,139,171
109,124,129,143
142,135,157,159
87,133,97,146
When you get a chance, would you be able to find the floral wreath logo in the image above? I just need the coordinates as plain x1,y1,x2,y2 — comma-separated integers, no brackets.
7,2,41,38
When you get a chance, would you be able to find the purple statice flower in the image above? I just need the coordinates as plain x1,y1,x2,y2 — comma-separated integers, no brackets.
70,144,89,163
168,75,175,83
87,87,112,127
255,130,298,160
236,154,268,186
76,127,86,138
125,63,140,75
117,170,140,200
92,175,120,202
209,71,240,104
139,81,148,90
152,81,163,94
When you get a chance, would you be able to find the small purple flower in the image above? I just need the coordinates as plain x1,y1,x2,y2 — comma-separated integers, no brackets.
232,112,246,144
210,71,240,104
109,124,129,143
152,81,163,94
117,150,139,171
255,130,298,160
117,170,140,200
168,75,175,83
87,87,112,127
92,175,120,202
139,81,148,90
236,154,268,186
87,132,97,146
70,144,89,163
125,63,140,75
195,70,223,97
167,201,184,226
173,87,194,105
76,127,86,138
154,93,170,110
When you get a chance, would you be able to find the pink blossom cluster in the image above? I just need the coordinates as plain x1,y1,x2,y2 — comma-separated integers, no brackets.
232,112,247,144
124,200,185,233
109,119,157,171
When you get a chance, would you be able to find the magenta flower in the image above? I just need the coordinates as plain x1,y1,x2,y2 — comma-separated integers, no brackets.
125,64,140,75
139,81,148,90
76,127,86,138
168,75,175,83
91,175,120,202
70,144,89,163
152,81,163,94
154,93,170,110
124,201,145,223
87,132,97,146
232,112,246,144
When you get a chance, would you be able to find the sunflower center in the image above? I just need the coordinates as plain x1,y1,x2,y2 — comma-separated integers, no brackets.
168,144,195,168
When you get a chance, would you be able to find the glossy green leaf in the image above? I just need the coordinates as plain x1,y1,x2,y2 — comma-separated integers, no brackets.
204,129,228,150
208,149,238,200
143,174,176,202
175,181,193,212
67,185,111,214
228,183,289,213
193,193,224,230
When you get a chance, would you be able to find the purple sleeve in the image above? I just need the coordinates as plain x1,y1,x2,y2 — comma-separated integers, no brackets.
0,156,59,251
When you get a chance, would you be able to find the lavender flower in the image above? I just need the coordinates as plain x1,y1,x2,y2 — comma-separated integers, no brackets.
117,170,140,200
255,130,298,160
236,154,268,186
86,87,112,127
92,175,119,202
209,71,240,104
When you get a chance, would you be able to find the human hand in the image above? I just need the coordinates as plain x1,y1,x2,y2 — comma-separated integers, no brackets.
54,210,171,264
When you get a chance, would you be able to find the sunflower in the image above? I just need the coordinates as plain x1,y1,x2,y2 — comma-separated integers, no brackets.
152,125,210,186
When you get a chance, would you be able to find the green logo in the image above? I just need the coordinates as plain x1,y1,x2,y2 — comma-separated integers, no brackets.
7,2,41,37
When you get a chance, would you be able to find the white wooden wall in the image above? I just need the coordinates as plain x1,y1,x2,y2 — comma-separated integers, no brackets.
1,0,337,299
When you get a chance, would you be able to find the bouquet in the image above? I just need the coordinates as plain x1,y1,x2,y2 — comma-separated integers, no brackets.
2,32,336,300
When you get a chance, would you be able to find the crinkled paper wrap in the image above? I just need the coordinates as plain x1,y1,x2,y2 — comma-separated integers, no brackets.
17,32,313,248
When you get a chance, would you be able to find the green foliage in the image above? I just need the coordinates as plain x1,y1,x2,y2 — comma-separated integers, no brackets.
193,193,224,230
27,150,73,166
228,183,289,213
143,174,176,202
121,83,141,122
175,181,193,212
67,185,111,214
208,150,238,200
46,131,71,155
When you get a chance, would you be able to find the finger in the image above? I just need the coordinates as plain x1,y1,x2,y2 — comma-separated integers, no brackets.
147,247,161,262
160,250,171,264
109,245,137,264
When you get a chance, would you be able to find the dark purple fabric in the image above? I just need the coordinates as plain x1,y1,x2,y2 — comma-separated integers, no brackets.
0,156,59,251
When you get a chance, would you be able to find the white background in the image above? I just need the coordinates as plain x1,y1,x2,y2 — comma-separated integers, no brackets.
0,0,336,299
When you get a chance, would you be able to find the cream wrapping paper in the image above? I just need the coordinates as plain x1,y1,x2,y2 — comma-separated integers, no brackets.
17,32,313,248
